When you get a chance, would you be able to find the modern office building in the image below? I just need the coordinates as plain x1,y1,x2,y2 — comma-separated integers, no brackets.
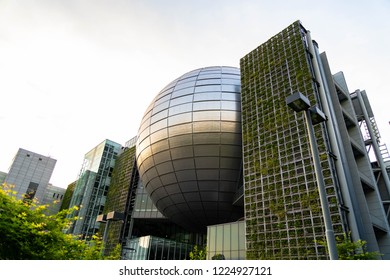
240,20,390,259
67,139,122,238
41,183,66,215
0,171,7,184
4,148,56,203
67,20,390,260
101,137,198,259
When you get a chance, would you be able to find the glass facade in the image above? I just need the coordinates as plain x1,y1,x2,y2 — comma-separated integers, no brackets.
4,148,56,202
132,179,165,219
124,235,193,260
207,221,246,260
67,139,122,238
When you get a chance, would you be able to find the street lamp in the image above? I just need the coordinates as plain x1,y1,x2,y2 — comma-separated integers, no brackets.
286,91,338,260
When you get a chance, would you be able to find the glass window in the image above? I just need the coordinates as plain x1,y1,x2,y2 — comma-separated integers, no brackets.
152,150,171,165
168,103,193,116
193,121,220,133
169,134,193,148
152,101,170,114
168,112,192,126
216,225,223,253
176,75,197,85
156,161,174,176
197,73,221,80
222,78,240,85
222,92,240,101
150,129,168,143
138,127,150,143
168,123,192,137
154,92,172,106
221,111,240,122
180,70,200,79
150,109,168,124
193,111,220,121
170,146,194,160
150,139,169,154
193,144,220,157
170,95,193,107
208,226,216,253
196,78,221,86
222,84,240,93
194,91,221,101
194,84,221,93
174,80,196,90
195,157,219,169
150,119,168,134
223,224,231,250
231,222,239,250
222,101,240,111
172,158,195,171
193,132,220,145
171,87,194,99
193,101,221,111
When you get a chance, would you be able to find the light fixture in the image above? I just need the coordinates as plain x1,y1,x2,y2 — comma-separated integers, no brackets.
309,106,327,125
286,91,311,112
96,214,107,223
106,211,124,221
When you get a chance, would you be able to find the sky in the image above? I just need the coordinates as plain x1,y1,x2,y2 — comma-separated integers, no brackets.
1,0,389,189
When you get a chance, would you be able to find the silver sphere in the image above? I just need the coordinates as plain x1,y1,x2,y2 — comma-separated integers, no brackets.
136,66,243,231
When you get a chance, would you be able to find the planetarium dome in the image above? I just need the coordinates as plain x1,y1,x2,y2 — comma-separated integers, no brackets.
136,66,243,231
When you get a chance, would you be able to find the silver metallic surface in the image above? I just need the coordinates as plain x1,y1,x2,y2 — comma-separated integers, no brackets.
136,66,242,230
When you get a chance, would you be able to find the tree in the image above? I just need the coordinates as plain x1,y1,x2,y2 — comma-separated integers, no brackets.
0,183,120,260
336,233,381,260
318,232,382,260
212,253,225,260
189,245,207,260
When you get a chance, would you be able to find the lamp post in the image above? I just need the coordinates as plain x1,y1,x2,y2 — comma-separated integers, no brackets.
286,92,338,260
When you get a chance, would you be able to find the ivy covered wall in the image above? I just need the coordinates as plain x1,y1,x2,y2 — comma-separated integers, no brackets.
240,21,344,259
102,146,137,254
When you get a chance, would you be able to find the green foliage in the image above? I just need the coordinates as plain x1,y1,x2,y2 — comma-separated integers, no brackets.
104,243,122,260
189,245,207,260
336,233,381,260
211,253,225,260
317,232,381,260
0,183,120,260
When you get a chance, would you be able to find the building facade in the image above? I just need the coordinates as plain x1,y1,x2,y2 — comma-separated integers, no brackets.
67,139,122,238
135,66,244,232
101,137,200,259
4,148,56,203
100,137,139,254
65,21,390,260
240,20,390,259
207,220,246,260
41,183,66,215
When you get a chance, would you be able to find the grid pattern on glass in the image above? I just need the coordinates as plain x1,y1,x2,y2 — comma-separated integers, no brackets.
124,236,193,260
207,221,246,260
4,148,57,203
240,21,344,260
136,66,243,231
67,140,122,238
